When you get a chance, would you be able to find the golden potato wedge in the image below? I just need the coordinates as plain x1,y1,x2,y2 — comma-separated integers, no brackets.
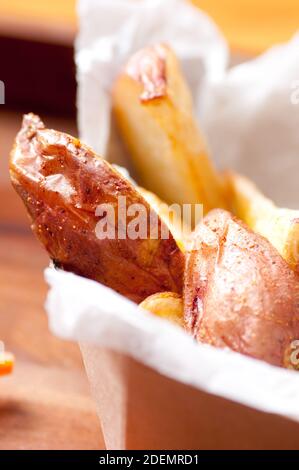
184,209,299,368
139,292,184,327
227,172,299,272
10,114,184,304
112,44,227,225
137,187,189,252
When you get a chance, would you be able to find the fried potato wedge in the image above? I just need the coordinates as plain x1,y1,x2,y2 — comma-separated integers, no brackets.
112,44,227,225
139,292,184,327
137,187,189,252
227,172,299,272
10,114,184,303
184,209,299,368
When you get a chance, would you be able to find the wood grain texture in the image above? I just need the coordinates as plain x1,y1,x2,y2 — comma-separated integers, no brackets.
0,231,104,449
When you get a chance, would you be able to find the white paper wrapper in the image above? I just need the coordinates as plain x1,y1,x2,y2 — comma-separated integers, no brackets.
45,0,299,448
45,267,299,423
202,34,299,209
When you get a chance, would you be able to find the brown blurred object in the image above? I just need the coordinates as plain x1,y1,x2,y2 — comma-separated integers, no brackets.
0,36,76,116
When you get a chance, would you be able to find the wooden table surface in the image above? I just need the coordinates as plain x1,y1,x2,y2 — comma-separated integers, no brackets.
0,110,104,450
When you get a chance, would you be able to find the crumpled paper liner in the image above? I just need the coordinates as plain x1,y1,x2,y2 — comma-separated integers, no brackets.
44,0,299,449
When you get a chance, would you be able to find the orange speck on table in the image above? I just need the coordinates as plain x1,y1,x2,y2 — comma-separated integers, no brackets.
0,352,14,376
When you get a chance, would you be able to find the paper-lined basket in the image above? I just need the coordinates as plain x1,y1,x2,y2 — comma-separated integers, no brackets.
45,0,299,449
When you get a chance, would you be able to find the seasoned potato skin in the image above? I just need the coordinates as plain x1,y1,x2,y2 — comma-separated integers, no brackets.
184,209,299,368
10,114,184,303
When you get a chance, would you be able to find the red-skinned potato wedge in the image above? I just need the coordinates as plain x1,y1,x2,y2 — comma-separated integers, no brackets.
10,114,184,304
112,44,227,225
184,209,299,369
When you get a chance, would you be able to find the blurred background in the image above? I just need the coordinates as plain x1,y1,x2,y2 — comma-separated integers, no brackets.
0,0,298,450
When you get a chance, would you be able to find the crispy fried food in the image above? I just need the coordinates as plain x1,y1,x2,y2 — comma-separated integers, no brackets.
10,114,184,304
227,172,299,272
139,292,184,327
112,44,227,224
137,187,188,252
184,209,299,368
